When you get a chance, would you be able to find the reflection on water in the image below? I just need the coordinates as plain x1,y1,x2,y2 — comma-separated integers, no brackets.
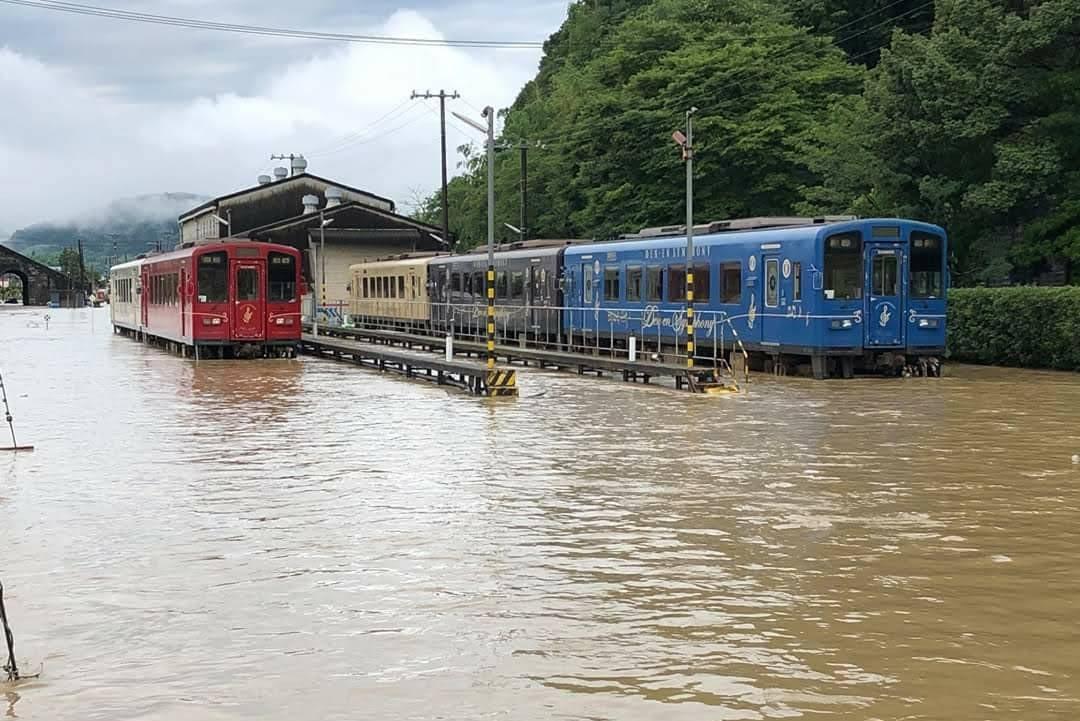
2,307,1079,720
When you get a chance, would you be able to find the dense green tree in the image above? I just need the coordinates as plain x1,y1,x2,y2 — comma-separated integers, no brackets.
433,0,862,248
801,0,1080,284
782,0,936,65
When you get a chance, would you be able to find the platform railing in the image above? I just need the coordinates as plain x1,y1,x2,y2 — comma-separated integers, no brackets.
334,298,760,367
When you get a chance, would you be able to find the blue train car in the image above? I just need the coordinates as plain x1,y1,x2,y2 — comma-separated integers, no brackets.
561,218,947,378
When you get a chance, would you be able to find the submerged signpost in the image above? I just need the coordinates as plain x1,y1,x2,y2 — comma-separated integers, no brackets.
0,368,34,453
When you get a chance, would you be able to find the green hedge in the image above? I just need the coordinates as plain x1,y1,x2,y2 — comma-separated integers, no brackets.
947,287,1080,371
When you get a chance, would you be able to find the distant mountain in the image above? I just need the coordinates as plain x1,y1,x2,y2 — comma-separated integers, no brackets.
3,192,208,270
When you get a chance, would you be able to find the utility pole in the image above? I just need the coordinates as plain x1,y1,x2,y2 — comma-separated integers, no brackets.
673,107,698,369
495,140,545,241
270,153,307,176
411,90,460,247
76,238,87,298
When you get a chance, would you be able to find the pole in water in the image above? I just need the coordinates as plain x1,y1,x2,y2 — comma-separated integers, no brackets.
0,581,18,682
0,369,34,453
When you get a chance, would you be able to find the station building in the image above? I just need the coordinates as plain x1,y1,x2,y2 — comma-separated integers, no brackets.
176,158,446,316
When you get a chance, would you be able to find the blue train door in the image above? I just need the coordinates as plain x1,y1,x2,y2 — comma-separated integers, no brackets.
761,254,782,346
865,246,905,347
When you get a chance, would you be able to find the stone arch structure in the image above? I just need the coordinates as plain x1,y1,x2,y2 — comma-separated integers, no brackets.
0,244,75,306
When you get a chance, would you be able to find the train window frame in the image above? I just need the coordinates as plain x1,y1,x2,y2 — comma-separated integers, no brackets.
823,232,863,300
473,271,484,300
626,265,643,302
236,266,259,302
692,263,710,303
910,232,944,299
720,262,741,305
511,271,525,300
645,266,663,302
496,271,509,300
398,276,405,299
603,266,621,302
765,258,779,308
793,262,802,301
197,251,228,303
871,254,899,297
451,272,462,293
267,252,296,302
667,265,686,303
581,264,593,305
362,277,369,299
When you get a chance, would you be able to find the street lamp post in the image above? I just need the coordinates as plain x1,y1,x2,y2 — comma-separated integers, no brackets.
452,105,497,371
674,107,699,369
312,213,334,337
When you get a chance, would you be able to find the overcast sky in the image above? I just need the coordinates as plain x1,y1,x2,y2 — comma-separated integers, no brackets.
0,0,569,232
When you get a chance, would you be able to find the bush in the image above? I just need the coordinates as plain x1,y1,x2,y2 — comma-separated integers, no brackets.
948,287,1080,371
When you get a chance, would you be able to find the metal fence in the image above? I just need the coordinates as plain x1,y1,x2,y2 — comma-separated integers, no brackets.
328,298,753,366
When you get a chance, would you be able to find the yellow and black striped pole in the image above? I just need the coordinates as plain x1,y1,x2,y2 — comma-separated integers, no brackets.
684,106,698,370
686,269,694,369
487,265,496,370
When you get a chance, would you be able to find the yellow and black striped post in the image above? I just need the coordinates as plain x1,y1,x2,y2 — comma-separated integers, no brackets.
686,270,694,369
485,368,517,396
486,265,496,371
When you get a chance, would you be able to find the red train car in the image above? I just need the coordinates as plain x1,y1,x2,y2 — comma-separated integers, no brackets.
110,240,303,358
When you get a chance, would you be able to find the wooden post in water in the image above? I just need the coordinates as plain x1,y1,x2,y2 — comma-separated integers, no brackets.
0,581,18,681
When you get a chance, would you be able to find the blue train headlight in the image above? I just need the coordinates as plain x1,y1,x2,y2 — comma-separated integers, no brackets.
918,318,939,328
830,319,853,329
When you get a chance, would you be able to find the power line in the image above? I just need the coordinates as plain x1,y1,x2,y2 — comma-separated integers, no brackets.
306,100,419,157
832,0,934,46
314,105,432,157
0,0,546,48
828,0,916,35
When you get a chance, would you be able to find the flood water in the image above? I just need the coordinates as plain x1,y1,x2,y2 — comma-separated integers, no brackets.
2,306,1079,720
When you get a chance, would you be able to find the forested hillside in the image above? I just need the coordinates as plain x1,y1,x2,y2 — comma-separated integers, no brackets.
419,0,1080,285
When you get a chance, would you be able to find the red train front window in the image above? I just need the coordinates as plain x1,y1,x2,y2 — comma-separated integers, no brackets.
197,251,227,302
267,252,297,302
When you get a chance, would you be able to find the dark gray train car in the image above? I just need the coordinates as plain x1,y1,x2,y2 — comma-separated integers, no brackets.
429,241,577,343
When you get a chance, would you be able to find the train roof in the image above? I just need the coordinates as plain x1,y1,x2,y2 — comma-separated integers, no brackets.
348,255,440,272
430,243,573,265
566,217,946,256
108,239,299,271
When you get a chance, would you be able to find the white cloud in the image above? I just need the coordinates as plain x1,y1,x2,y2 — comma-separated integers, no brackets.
0,6,559,229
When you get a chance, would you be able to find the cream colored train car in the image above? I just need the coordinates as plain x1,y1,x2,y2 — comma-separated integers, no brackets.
349,256,435,326
109,259,142,332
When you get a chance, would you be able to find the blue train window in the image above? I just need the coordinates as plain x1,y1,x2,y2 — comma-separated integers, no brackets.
667,265,686,302
720,263,741,304
692,263,710,302
872,255,899,296
765,259,779,308
603,267,620,301
581,263,594,304
793,262,802,301
910,232,943,298
626,266,643,301
646,266,663,302
824,232,863,300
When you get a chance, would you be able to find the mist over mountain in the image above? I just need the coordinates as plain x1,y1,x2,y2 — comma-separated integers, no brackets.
3,192,208,269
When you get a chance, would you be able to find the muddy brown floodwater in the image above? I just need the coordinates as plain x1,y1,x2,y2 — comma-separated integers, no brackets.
1,306,1079,720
